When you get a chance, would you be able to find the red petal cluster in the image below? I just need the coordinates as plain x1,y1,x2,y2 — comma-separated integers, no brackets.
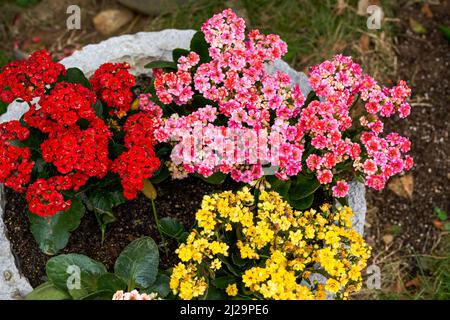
112,146,160,200
0,50,65,104
90,62,135,117
26,178,72,217
112,111,161,199
0,121,34,193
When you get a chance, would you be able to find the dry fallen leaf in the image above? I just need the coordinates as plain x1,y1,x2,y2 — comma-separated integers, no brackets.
409,18,427,34
335,0,347,16
359,33,370,53
421,3,433,19
142,179,157,200
382,234,394,245
432,219,444,230
405,276,421,288
388,174,414,199
357,0,369,16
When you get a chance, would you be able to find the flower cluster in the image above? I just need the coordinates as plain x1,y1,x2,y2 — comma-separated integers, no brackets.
0,50,65,104
307,54,413,193
153,52,199,105
151,9,413,197
0,54,161,216
155,9,306,183
25,177,72,217
170,187,371,300
90,62,135,117
0,121,34,193
112,111,161,199
112,290,160,300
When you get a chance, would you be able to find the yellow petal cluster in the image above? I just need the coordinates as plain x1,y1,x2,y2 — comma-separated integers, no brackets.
170,187,371,300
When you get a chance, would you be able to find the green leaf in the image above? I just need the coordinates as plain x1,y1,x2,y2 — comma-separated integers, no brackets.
444,222,450,232
159,217,185,241
231,252,246,268
435,207,448,221
289,193,314,210
205,285,226,300
46,253,107,299
97,273,126,293
93,100,103,118
144,60,177,70
212,276,237,289
266,176,291,198
114,237,160,290
64,67,91,89
0,100,7,116
150,164,170,184
335,196,349,207
172,48,190,63
86,190,125,217
195,172,227,185
440,25,450,42
28,199,85,255
145,273,171,298
289,174,320,200
26,282,72,300
190,31,210,63
80,290,114,300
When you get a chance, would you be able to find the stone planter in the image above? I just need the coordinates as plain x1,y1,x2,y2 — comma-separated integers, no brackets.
0,30,367,300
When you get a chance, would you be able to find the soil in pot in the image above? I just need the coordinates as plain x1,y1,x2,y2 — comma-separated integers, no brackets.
3,177,242,288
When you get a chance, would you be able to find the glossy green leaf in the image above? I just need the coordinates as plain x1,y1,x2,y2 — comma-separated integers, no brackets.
195,172,227,185
172,48,190,63
213,276,237,289
159,217,185,241
144,60,177,70
28,199,85,255
25,282,71,300
64,67,91,89
289,174,320,200
93,100,103,118
266,176,291,198
289,193,314,210
0,100,7,116
190,31,210,63
114,237,160,290
97,273,126,293
145,273,171,298
46,253,107,299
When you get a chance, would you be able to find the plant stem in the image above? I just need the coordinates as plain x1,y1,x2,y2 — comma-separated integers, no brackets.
150,198,168,256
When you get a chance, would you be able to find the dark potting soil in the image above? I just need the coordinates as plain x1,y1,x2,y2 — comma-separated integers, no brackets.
3,177,242,288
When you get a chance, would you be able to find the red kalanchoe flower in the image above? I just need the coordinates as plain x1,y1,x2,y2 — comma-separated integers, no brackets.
0,120,30,142
0,50,65,104
123,112,161,149
26,178,71,217
0,121,33,193
90,62,135,117
111,146,160,200
40,120,111,179
39,82,97,126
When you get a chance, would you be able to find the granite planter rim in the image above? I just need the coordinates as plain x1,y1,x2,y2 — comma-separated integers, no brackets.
0,29,367,299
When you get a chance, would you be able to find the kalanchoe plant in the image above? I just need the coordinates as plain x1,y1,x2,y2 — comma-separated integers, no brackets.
142,9,413,209
25,237,170,300
0,51,161,254
167,188,371,300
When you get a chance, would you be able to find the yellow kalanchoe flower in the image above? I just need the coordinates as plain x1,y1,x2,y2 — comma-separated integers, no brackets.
170,188,371,300
226,283,238,296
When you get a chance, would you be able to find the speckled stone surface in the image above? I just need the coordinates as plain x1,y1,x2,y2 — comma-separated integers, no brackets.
0,30,366,299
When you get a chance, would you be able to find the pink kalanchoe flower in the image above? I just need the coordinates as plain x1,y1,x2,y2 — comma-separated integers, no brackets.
332,180,349,198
